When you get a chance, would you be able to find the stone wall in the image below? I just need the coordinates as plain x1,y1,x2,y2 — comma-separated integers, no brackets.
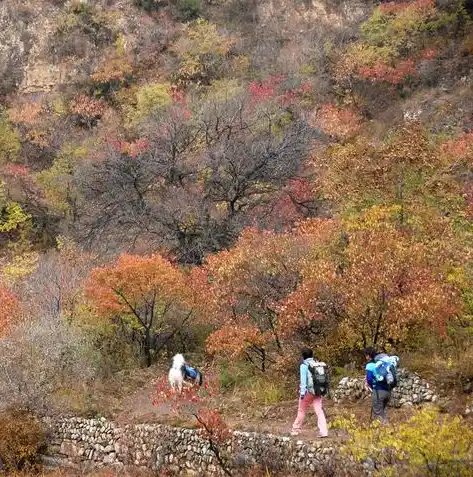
42,417,337,476
333,368,438,407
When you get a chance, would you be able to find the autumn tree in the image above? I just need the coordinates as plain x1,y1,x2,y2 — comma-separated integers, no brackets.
75,89,315,263
172,19,235,86
199,220,335,369
86,253,194,366
279,210,462,351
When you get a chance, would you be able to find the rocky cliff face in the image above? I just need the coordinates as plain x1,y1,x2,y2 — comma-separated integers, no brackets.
0,0,367,96
0,0,125,95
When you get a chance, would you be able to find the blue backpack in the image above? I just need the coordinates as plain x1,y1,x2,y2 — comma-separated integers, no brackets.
373,354,399,390
182,364,204,386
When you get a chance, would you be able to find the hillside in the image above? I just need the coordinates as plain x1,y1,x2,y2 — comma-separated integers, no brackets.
2,0,473,475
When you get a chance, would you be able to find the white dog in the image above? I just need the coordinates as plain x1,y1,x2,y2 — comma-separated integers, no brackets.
169,353,186,393
168,353,203,393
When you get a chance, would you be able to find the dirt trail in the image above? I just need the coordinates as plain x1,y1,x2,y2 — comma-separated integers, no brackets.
114,377,368,442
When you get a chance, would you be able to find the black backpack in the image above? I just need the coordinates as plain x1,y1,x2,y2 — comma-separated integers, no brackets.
308,361,329,396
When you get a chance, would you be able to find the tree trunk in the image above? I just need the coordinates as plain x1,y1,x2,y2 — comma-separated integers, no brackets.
144,327,152,367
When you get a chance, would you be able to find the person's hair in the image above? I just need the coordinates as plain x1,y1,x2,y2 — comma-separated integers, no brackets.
363,347,377,360
301,348,313,360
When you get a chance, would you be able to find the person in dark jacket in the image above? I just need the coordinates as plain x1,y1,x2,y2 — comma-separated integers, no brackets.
364,347,390,423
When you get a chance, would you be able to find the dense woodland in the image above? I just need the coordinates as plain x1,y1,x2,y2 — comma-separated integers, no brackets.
2,0,473,474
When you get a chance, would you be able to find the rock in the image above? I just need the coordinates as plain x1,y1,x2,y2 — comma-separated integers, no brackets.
60,442,79,458
463,381,473,394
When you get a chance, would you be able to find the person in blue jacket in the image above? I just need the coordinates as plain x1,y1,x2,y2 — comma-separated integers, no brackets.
291,348,328,437
364,347,390,423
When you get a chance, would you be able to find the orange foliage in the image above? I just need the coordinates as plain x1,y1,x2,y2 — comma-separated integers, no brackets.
379,0,435,16
205,323,268,359
91,57,133,84
441,132,473,164
86,253,191,317
86,254,193,365
316,104,363,139
8,103,43,126
70,95,107,121
0,285,19,337
320,123,434,202
200,220,337,364
279,222,460,348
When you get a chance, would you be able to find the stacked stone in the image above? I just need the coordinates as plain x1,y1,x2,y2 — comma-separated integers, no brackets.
42,417,336,476
333,368,438,407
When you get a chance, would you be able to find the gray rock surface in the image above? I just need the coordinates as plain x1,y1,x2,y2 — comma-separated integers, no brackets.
42,416,337,475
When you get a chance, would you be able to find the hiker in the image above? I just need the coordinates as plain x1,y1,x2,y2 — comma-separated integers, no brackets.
364,347,399,424
291,348,328,437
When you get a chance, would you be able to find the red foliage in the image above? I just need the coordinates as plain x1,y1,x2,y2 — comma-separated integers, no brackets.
420,48,438,60
359,58,416,85
279,82,314,107
153,375,215,413
248,75,285,104
3,164,30,178
110,137,150,158
195,408,231,446
248,75,314,108
262,177,317,226
169,85,186,104
153,375,230,447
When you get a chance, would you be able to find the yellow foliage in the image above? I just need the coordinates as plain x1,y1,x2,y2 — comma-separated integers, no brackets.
204,79,243,101
36,145,88,215
0,182,31,238
0,408,46,472
114,32,126,56
52,97,68,117
338,407,473,477
343,204,403,231
0,202,30,233
174,19,234,85
2,251,39,285
186,19,232,56
129,82,172,124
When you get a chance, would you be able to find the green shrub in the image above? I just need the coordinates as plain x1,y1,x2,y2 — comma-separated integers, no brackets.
177,0,201,21
0,111,21,164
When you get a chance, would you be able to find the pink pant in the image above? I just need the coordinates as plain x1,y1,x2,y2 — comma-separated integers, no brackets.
292,394,328,436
